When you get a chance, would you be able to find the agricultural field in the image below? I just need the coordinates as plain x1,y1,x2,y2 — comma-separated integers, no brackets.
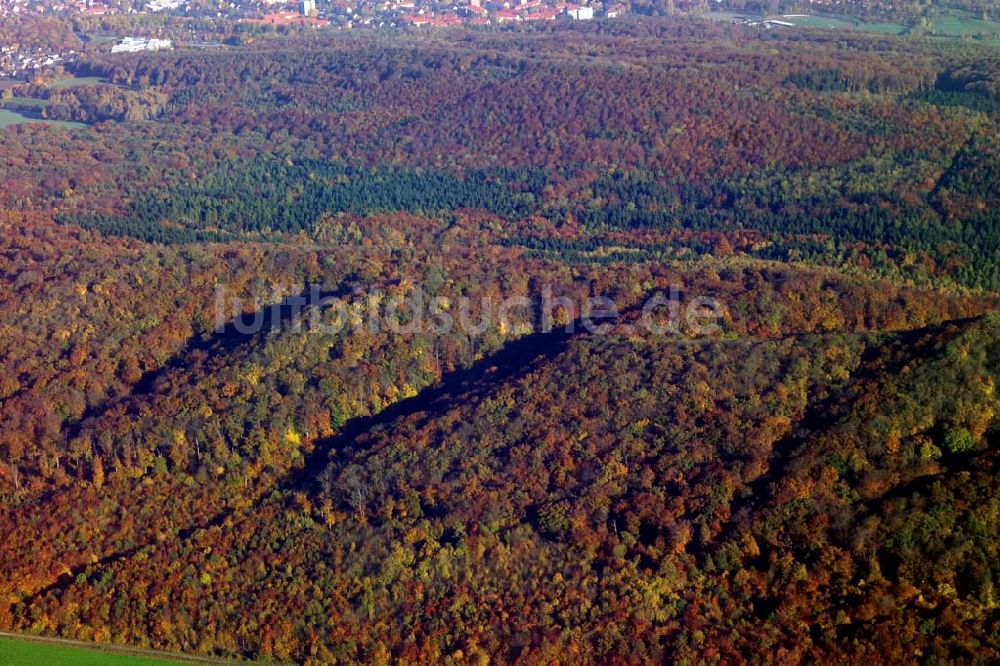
48,75,109,90
927,9,1000,38
0,635,190,665
1,96,48,108
768,14,907,35
851,19,909,34
778,13,862,29
761,11,1000,39
0,108,84,129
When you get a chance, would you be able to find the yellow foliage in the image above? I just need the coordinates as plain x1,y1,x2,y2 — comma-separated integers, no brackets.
240,364,264,387
92,456,104,489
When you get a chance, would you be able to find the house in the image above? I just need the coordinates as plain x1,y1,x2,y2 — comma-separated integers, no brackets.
429,13,463,24
566,5,592,19
400,12,430,23
242,11,330,25
493,7,521,21
525,6,559,20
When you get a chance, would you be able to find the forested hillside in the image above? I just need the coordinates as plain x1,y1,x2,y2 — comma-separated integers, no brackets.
0,19,998,664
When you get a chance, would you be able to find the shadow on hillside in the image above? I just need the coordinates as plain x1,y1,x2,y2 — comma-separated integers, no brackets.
133,287,347,395
287,312,610,489
65,286,347,441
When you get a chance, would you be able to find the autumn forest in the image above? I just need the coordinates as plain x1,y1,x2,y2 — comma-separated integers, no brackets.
1,17,1000,665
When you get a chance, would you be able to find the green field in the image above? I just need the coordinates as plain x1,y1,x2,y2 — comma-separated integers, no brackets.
0,636,186,665
87,34,120,44
49,75,108,90
2,96,50,109
767,11,1000,39
776,14,907,35
929,10,1000,37
854,20,909,35
779,14,857,29
0,108,85,129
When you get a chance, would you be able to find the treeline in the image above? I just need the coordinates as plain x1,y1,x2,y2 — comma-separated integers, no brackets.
59,160,548,240
44,85,169,123
60,213,235,244
543,152,1000,289
786,66,926,94
909,62,1000,115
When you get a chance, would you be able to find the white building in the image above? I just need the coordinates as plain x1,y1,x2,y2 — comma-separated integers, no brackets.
301,0,316,14
146,0,183,11
111,37,173,53
567,5,592,19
